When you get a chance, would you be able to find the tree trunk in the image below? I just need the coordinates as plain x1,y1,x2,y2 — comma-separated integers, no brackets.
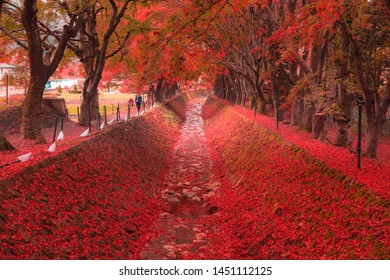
162,82,177,99
79,83,99,127
312,113,327,140
155,77,164,102
364,123,382,158
0,0,4,16
18,0,82,139
364,80,389,158
257,98,267,114
235,78,242,105
335,121,351,146
334,26,354,146
334,92,354,146
148,82,155,105
254,83,267,114
162,81,169,100
79,81,101,127
223,76,228,100
20,77,46,142
0,133,15,151
226,75,234,103
79,87,99,126
215,77,221,98
291,98,304,126
241,79,247,106
76,2,132,126
362,96,390,156
350,34,390,158
79,10,98,126
20,0,47,141
241,89,246,106
302,99,314,131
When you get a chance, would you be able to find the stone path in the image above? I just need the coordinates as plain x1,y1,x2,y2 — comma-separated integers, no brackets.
141,98,221,259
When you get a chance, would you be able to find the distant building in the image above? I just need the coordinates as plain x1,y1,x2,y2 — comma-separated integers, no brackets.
45,79,78,91
0,63,16,79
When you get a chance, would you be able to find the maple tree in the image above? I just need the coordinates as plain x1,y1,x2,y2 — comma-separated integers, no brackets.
202,96,389,259
128,0,228,101
127,0,388,159
0,0,388,157
196,0,389,158
128,2,184,101
1,0,389,262
214,3,278,112
65,0,149,126
271,0,389,154
0,0,89,141
0,0,13,151
340,0,390,158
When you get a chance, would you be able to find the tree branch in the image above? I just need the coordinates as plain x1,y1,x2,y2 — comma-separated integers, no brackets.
106,30,130,59
0,26,28,50
48,12,83,76
0,0,4,15
166,0,230,44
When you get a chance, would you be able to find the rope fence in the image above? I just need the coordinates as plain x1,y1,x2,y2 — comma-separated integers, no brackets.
0,98,158,169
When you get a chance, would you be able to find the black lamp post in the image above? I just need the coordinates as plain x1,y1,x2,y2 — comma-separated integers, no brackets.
103,105,107,124
5,73,9,105
96,107,100,130
117,102,120,122
254,91,258,117
274,89,280,130
87,91,91,132
357,96,365,169
52,116,58,144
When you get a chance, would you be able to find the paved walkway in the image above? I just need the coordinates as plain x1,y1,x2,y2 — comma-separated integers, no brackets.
141,98,222,259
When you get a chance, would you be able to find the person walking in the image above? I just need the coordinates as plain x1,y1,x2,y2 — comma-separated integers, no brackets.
135,93,142,115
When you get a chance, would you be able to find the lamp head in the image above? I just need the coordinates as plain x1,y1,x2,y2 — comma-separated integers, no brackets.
357,96,365,105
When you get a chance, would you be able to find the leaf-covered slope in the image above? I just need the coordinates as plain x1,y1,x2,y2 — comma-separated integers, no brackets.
202,96,389,259
0,99,185,259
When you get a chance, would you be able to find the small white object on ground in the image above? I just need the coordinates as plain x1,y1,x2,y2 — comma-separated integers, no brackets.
80,129,89,137
57,131,64,141
17,152,32,162
107,119,114,126
48,142,56,153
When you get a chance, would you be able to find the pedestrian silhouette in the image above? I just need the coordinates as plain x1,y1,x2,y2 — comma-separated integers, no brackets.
135,93,142,115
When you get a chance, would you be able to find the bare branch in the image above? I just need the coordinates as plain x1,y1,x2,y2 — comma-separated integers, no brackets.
0,25,28,50
166,0,230,44
106,30,131,59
